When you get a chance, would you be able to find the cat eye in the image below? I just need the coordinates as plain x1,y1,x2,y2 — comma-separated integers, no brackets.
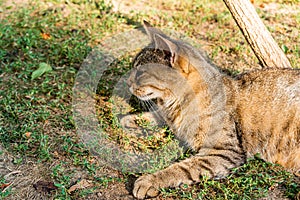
135,70,144,79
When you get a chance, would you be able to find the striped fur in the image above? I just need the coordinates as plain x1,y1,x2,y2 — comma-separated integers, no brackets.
128,22,300,199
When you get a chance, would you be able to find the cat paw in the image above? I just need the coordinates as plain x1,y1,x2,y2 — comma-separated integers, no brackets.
120,115,139,129
133,175,160,199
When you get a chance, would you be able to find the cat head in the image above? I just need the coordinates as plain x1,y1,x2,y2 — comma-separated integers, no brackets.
127,21,193,102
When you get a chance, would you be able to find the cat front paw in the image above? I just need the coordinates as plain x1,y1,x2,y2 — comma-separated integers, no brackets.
133,175,160,199
120,114,139,129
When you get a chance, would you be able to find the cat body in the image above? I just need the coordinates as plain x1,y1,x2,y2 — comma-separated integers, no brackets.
127,21,300,199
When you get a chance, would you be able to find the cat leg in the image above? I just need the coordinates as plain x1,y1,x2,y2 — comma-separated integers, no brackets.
133,148,245,199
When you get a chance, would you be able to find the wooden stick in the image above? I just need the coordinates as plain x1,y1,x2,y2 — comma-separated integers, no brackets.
223,0,292,69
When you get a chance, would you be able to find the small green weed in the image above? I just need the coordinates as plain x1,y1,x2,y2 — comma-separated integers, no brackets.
0,176,12,199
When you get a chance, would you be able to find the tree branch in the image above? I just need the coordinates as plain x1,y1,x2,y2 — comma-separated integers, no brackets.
223,0,292,68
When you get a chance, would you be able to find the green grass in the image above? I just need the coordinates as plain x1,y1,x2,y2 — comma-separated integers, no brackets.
0,0,299,199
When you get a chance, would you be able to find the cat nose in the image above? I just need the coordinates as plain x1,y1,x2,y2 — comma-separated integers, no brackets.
126,78,134,93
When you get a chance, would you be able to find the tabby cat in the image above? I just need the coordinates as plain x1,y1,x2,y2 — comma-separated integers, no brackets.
127,21,300,199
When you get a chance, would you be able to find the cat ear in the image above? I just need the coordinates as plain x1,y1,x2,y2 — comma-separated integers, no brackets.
143,20,165,43
143,20,173,50
154,34,190,73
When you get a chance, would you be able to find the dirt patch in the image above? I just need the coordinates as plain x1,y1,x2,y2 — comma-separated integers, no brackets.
0,143,136,199
0,0,29,19
0,145,52,199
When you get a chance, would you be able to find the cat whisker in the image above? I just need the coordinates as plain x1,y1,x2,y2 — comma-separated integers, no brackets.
145,100,167,126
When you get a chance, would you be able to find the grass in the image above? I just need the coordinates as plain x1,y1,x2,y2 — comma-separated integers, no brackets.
161,155,299,199
0,176,11,199
0,0,299,199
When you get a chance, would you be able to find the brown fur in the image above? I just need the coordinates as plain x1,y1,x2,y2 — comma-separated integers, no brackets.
127,21,300,199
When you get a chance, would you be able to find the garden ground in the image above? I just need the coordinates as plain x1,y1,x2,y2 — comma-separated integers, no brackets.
0,0,299,199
